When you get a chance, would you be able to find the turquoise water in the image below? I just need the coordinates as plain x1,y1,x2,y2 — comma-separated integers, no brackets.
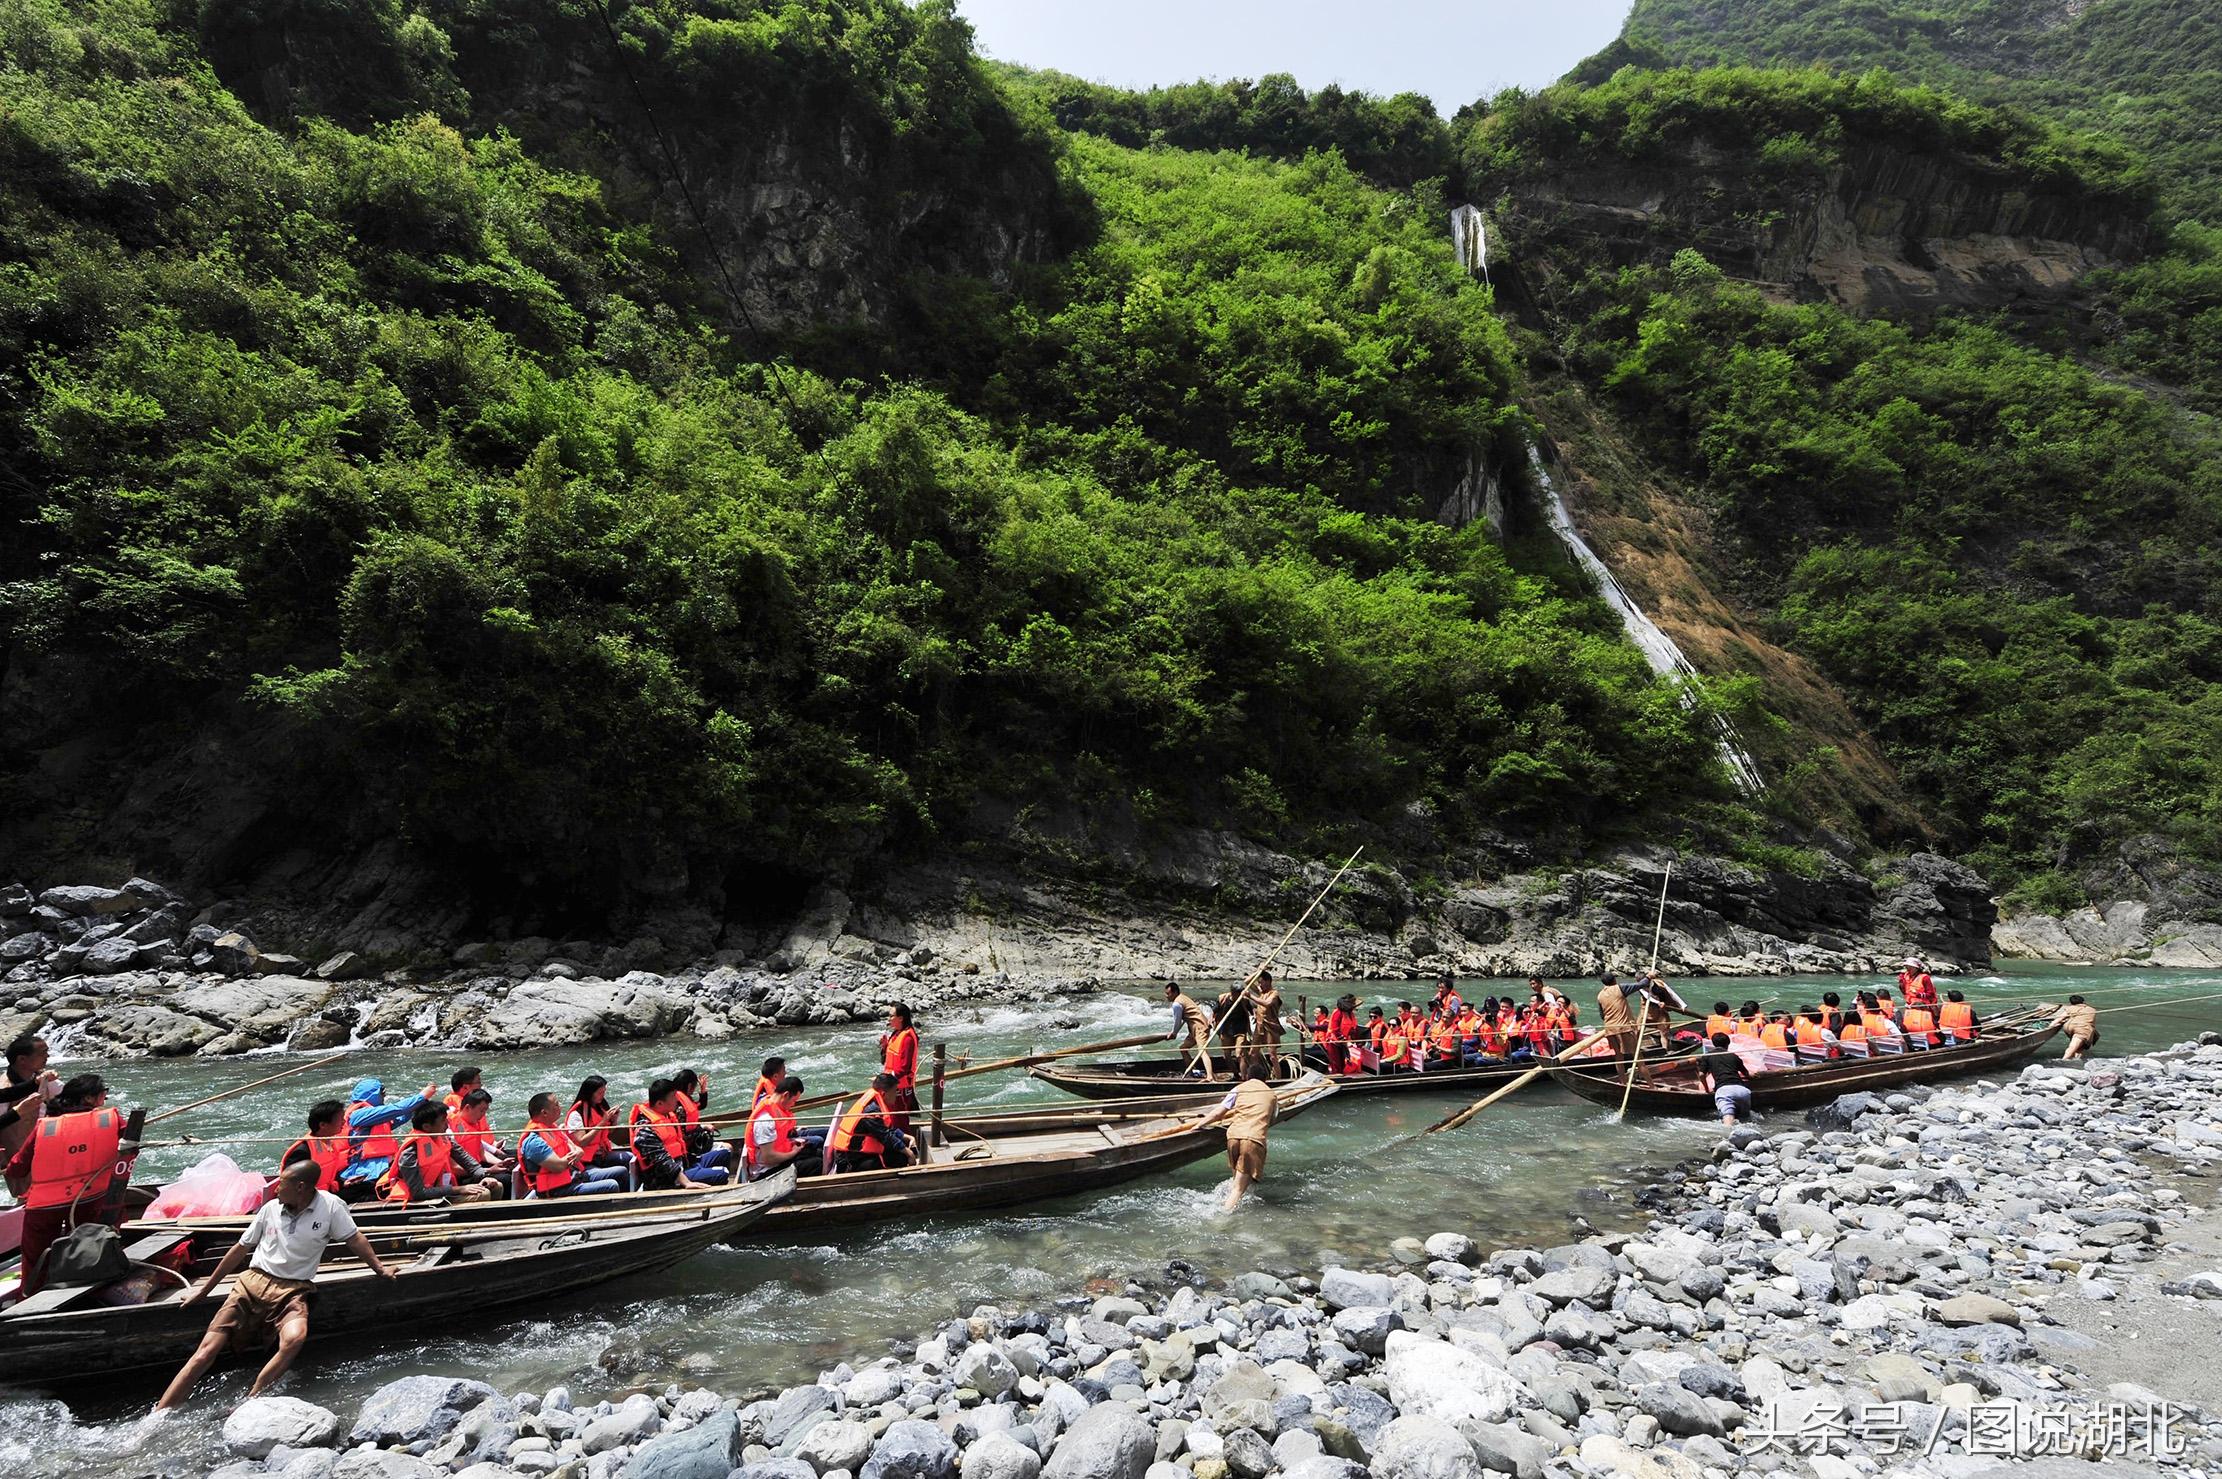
7,964,2217,1476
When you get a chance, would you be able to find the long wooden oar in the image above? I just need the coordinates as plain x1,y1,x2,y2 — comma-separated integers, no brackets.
1616,862,1675,1121
146,1052,351,1125
1422,1028,1615,1135
781,1032,1164,1115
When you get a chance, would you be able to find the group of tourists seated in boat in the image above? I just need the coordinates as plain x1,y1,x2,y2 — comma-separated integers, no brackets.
278,1005,926,1205
1302,976,1609,1075
1697,961,1980,1071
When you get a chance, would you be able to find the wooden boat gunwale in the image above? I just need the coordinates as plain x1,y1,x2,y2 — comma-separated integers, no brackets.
1030,1049,1637,1102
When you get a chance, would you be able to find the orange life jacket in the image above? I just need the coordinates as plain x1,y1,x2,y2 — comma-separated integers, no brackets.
1705,1014,1733,1038
677,1093,701,1129
283,1134,351,1193
1838,1020,1868,1045
1380,1030,1407,1067
570,1100,614,1159
526,1122,582,1195
442,1090,468,1115
1940,1001,1976,1038
1901,1007,1938,1045
882,1027,919,1087
1875,993,1896,1017
450,1110,502,1163
1737,1014,1762,1036
348,1099,400,1164
1477,1020,1505,1055
1311,1016,1330,1046
1759,1022,1789,1050
384,1129,455,1203
751,1075,780,1112
830,1090,889,1156
637,1104,687,1160
1793,1019,1825,1049
745,1099,798,1177
24,1107,124,1210
1899,972,1937,1007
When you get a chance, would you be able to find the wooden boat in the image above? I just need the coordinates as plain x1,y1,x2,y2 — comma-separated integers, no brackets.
1031,1048,1636,1103
753,1072,1339,1232
1546,1020,2063,1115
107,1079,1336,1240
0,1171,791,1383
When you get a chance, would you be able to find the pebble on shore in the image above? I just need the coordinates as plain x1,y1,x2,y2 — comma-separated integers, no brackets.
193,1038,2222,1479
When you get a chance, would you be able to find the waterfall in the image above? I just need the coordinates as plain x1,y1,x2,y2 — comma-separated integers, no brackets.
1528,447,1767,795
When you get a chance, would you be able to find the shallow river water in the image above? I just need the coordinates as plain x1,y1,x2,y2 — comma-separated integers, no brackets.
9,964,2218,1475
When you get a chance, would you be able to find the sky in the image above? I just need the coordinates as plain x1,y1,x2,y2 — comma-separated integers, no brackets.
953,0,1636,116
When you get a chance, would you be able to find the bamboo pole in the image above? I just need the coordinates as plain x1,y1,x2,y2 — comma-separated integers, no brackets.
147,1053,352,1125
1421,1029,1615,1135
930,1043,947,1150
781,1031,1165,1114
1247,846,1365,987
1616,862,1674,1121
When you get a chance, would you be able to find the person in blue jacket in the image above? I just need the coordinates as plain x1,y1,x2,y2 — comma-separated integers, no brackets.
339,1077,434,1191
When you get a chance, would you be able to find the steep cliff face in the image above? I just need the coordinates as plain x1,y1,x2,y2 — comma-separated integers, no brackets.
1498,134,2146,315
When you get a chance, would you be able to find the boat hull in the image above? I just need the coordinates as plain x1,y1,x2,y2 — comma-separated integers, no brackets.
1545,1024,2063,1114
1031,1051,1634,1103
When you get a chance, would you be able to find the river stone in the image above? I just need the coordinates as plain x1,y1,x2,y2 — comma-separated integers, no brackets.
1044,1403,1153,1479
863,1420,960,1479
331,1452,442,1479
1935,1293,2019,1326
1253,1328,1308,1365
796,1420,876,1476
766,1386,841,1447
1629,1384,1724,1438
1454,1420,1545,1479
270,1452,339,1479
1234,1272,1294,1301
1320,1269,1394,1312
735,1464,819,1479
224,1396,341,1458
1367,1416,1480,1479
1222,1427,1275,1479
37,885,134,915
956,1344,1022,1398
583,1395,665,1454
1330,1306,1397,1357
1286,1463,1368,1479
1383,1333,1523,1426
621,1410,748,1479
1528,1265,1614,1307
350,1376,500,1454
1204,1361,1280,1432
846,1366,906,1407
1865,1353,1939,1404
965,1433,1044,1479
1541,1306,1613,1350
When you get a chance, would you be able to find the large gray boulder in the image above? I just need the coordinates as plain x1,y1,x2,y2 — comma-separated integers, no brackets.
1320,1269,1394,1312
1367,1417,1481,1479
223,1396,341,1458
962,1433,1044,1479
621,1410,748,1479
763,1385,839,1447
331,1449,443,1479
861,1419,960,1479
459,973,695,1049
1203,1361,1280,1433
1043,1404,1153,1479
955,1343,1021,1397
348,1376,500,1454
794,1419,875,1475
1383,1334,1524,1426
1528,1265,1614,1307
38,885,135,915
172,977,335,1042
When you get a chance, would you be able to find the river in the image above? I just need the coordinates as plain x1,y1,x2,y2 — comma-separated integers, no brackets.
8,964,2216,1476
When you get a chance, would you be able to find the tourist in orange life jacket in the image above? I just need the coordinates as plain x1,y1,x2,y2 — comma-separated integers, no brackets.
449,1087,515,1179
441,1066,483,1116
745,1075,825,1180
1898,959,1939,1010
1431,975,1463,1019
751,1057,788,1115
1818,992,1848,1033
382,1100,500,1203
519,1092,628,1198
279,1100,354,1196
566,1074,634,1184
1900,1001,1940,1048
1735,1002,1764,1038
1705,1002,1735,1040
831,1071,915,1173
669,1068,736,1181
9,1072,140,1296
880,1003,921,1129
1939,991,1979,1044
632,1078,733,1189
1758,1015,1791,1051
1325,995,1359,1075
156,1158,395,1413
1791,1009,1838,1062
340,1077,437,1193
1310,1007,1332,1056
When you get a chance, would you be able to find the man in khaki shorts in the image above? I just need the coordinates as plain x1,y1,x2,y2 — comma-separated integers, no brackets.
1195,1064,1278,1212
156,1159,396,1411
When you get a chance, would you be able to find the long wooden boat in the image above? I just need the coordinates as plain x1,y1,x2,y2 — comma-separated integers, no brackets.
1546,1020,2063,1115
1031,1048,1636,1103
0,1175,790,1383
108,1081,1335,1241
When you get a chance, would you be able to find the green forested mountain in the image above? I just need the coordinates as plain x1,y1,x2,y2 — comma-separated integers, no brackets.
6,0,2222,921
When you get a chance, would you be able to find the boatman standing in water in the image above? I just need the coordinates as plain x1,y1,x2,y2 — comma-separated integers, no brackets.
1164,982,1218,1080
1193,1063,1278,1212
2050,995,2100,1060
156,1159,396,1412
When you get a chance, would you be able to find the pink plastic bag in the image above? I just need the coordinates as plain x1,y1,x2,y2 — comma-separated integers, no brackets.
141,1153,269,1219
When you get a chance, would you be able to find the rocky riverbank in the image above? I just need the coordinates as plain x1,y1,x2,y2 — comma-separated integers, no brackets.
2,844,1999,1060
171,1038,2222,1479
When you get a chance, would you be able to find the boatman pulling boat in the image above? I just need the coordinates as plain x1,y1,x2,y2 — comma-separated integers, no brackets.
1191,1063,1279,1212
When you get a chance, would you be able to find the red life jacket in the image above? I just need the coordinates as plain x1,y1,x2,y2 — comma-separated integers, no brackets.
283,1134,351,1193
882,1028,919,1089
638,1105,687,1159
527,1123,582,1195
751,1075,780,1112
745,1099,798,1177
830,1090,888,1156
451,1111,502,1163
384,1130,455,1203
25,1107,124,1210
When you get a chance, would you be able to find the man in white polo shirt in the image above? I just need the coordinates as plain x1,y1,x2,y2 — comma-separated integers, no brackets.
156,1158,395,1411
